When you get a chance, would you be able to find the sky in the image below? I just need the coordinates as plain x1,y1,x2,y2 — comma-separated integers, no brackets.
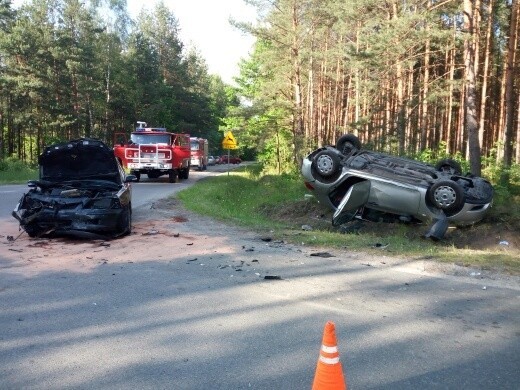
129,0,257,84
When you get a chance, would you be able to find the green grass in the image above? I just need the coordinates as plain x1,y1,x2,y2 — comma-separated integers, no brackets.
177,164,304,229
177,164,520,274
0,158,37,184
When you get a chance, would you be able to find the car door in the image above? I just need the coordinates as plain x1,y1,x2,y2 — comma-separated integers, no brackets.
332,180,371,225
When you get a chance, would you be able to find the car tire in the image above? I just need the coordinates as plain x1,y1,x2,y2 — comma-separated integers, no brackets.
168,169,178,183
336,134,361,156
428,180,465,213
117,205,132,236
24,224,41,238
312,150,341,179
435,159,462,175
125,206,132,235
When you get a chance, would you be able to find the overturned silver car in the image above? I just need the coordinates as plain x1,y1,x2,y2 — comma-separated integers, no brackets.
13,138,136,239
301,134,494,240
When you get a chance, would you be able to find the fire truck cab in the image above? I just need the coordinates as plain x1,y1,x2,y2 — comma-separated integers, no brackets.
190,137,209,171
114,122,191,183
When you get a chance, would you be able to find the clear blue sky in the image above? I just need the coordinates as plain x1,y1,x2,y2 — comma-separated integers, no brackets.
128,0,257,84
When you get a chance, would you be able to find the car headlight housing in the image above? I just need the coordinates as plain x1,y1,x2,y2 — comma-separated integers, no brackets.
89,197,122,209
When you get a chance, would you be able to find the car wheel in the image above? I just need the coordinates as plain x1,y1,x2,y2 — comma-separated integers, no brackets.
168,169,178,183
435,159,462,175
24,224,41,238
117,205,132,236
312,150,341,178
126,206,132,235
428,180,465,213
336,134,361,156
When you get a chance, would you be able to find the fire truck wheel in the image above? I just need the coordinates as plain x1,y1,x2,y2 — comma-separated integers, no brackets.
168,169,178,183
181,168,190,179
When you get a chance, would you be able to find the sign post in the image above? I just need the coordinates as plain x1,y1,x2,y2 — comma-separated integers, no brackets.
222,131,238,176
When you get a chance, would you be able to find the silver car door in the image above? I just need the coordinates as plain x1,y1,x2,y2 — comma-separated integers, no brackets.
332,180,371,225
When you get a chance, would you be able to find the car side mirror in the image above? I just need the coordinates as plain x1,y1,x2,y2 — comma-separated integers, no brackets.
125,175,138,182
27,180,38,188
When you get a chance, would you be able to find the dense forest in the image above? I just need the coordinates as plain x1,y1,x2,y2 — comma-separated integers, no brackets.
232,0,519,180
0,0,519,184
0,0,236,160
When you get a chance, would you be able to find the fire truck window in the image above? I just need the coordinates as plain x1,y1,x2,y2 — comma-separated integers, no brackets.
190,140,200,150
131,134,171,144
179,137,189,147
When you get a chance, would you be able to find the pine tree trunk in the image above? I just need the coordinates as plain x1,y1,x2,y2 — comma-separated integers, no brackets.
502,0,519,173
464,0,482,176
478,0,494,154
421,23,430,151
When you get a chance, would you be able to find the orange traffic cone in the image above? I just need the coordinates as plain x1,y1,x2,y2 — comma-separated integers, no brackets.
312,321,347,390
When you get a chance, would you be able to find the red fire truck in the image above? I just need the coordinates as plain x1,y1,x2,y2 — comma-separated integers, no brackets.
113,122,191,183
190,137,209,171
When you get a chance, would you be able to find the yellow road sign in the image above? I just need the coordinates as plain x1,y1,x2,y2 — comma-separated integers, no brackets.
222,131,238,149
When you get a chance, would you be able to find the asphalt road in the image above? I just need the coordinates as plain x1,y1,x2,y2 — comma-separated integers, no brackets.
1,165,519,389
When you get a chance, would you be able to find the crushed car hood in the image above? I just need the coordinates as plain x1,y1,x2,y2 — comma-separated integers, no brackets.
39,138,122,184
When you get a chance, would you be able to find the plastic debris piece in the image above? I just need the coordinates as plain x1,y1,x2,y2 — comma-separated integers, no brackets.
499,240,509,246
310,252,335,258
301,225,313,231
264,275,282,280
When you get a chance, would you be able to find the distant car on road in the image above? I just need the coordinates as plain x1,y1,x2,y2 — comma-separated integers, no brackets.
301,134,494,240
221,155,242,164
208,156,217,166
12,138,137,239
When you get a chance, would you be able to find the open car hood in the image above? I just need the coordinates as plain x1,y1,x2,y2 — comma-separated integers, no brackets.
39,138,121,183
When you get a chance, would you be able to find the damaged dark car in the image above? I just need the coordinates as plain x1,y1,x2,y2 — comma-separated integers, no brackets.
301,134,494,240
13,138,137,239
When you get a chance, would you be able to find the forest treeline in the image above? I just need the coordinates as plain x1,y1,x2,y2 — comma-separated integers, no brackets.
232,0,519,180
0,0,519,185
0,0,236,161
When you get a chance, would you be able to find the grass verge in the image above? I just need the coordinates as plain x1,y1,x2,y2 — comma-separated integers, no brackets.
177,164,520,275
